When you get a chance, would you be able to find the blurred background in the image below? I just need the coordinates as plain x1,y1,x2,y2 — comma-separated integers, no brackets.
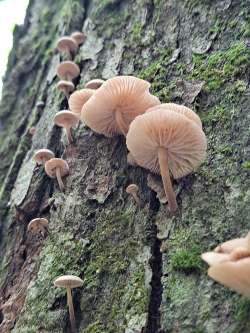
0,0,28,96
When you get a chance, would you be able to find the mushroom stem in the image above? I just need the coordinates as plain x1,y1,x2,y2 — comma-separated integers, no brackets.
66,287,76,333
66,73,71,81
115,110,128,136
66,126,73,143
55,167,65,191
158,147,177,213
132,192,140,206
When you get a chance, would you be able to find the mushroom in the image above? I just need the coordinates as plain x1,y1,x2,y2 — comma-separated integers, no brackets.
126,184,140,206
57,80,75,99
33,149,55,165
45,158,69,191
146,103,202,129
36,101,45,109
81,76,160,136
84,79,104,90
126,108,207,213
54,275,83,333
28,218,48,236
56,61,80,82
54,110,79,144
70,31,85,46
29,127,36,136
56,36,78,59
68,89,94,116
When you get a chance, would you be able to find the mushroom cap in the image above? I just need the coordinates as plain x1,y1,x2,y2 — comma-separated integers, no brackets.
68,89,94,115
201,252,230,266
126,109,207,179
57,80,75,92
33,149,55,165
56,61,80,80
36,101,45,108
81,76,161,137
126,184,139,194
208,258,250,297
84,79,105,90
214,233,250,254
70,31,85,45
54,275,83,288
45,158,69,179
146,103,202,129
28,218,48,233
54,110,79,128
56,36,77,54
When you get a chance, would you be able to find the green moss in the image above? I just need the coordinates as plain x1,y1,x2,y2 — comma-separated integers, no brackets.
242,161,250,169
130,22,143,42
169,244,203,272
233,297,250,332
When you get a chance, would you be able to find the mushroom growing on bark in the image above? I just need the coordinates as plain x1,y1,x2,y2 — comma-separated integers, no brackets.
57,80,75,99
84,79,104,90
70,31,85,46
68,89,94,116
36,101,45,109
56,61,80,82
45,158,69,191
56,37,78,59
54,110,79,144
81,76,160,136
28,218,48,236
33,149,55,165
126,184,140,206
54,275,83,333
126,108,207,213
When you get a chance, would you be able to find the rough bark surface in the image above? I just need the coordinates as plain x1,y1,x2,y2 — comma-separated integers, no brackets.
0,0,250,332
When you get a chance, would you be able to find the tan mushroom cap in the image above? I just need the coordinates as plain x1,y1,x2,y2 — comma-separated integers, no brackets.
54,110,79,128
126,184,139,194
208,258,250,297
126,109,207,179
57,80,75,93
84,79,105,90
70,31,85,45
81,76,161,137
28,218,48,233
146,103,202,129
54,275,84,288
45,158,69,178
214,232,250,254
57,37,78,54
33,149,55,165
69,89,94,115
56,61,80,81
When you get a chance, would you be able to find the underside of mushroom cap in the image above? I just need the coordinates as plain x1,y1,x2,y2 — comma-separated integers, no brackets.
33,149,55,165
71,31,85,45
54,275,84,288
84,79,105,90
69,89,94,115
57,80,75,92
54,110,79,128
28,218,48,232
57,37,77,54
81,76,160,137
126,109,207,179
57,61,80,80
208,258,250,297
146,103,202,129
45,158,69,178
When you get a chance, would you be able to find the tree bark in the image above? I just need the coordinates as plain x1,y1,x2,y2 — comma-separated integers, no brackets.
0,0,250,332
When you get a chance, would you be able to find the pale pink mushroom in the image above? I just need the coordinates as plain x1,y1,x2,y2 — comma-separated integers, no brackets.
33,149,55,165
126,184,140,206
56,61,80,81
45,158,69,191
57,80,75,99
126,109,206,213
84,79,104,90
70,31,85,46
54,110,79,143
68,89,94,115
56,37,78,59
81,76,160,136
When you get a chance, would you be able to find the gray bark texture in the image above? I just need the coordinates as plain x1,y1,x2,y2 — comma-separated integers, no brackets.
0,0,250,332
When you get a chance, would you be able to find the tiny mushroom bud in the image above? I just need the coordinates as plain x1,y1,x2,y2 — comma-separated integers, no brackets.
68,89,94,116
54,110,79,144
70,31,85,45
28,218,48,236
36,101,45,109
57,61,80,82
126,184,140,206
56,36,78,59
57,80,75,99
126,108,207,213
29,127,36,136
45,158,69,192
84,79,104,90
33,149,55,165
54,275,83,333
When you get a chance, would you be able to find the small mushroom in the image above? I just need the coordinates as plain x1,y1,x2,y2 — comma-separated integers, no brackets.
36,101,45,109
29,127,36,136
45,158,69,191
84,79,104,90
57,61,80,82
126,184,140,206
56,36,78,59
54,110,79,143
28,218,48,236
57,80,75,99
54,275,83,333
68,89,94,116
33,149,55,165
81,76,160,137
126,108,207,213
70,31,85,46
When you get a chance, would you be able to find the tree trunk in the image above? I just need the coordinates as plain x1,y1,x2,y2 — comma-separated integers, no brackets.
0,0,250,332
